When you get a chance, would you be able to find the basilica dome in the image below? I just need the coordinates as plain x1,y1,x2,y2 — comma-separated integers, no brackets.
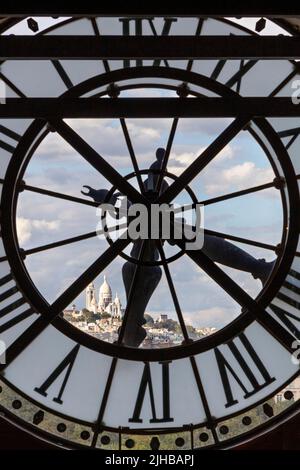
99,275,112,297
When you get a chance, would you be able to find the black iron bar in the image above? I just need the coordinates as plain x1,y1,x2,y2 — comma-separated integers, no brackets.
170,180,276,215
2,36,300,59
199,181,276,205
24,222,128,256
155,118,178,195
0,98,299,118
0,6,299,17
120,118,145,194
22,182,100,208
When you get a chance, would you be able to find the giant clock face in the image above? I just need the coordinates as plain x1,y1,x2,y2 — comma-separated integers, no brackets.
0,15,299,450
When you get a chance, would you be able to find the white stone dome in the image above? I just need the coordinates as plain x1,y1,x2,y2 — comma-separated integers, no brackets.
99,275,112,297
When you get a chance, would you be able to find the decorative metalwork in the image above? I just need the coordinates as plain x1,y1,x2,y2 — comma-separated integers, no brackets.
0,13,299,451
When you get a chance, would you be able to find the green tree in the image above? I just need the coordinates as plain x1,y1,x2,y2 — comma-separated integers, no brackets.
101,312,112,319
144,314,154,324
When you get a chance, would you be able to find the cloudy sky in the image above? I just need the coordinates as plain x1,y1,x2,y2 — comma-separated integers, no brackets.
15,114,282,331
5,16,287,332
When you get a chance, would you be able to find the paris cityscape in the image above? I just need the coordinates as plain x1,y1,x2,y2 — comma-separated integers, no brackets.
62,275,217,347
62,274,300,400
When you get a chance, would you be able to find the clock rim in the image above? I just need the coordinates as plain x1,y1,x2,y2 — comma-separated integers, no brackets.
0,14,299,450
0,369,299,450
0,66,299,361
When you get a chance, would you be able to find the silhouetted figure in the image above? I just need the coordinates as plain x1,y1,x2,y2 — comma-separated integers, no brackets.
83,147,275,347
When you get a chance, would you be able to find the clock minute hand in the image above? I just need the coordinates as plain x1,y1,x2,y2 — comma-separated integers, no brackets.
171,220,275,286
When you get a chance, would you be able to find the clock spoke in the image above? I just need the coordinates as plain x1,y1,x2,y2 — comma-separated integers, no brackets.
169,179,277,217
92,356,118,446
48,119,147,206
0,236,131,370
204,228,277,252
23,222,128,256
120,118,145,194
178,243,296,353
21,182,100,208
199,180,276,206
158,115,251,205
155,117,179,195
156,240,190,342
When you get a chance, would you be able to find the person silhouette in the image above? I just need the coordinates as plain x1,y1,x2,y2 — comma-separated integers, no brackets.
83,148,275,347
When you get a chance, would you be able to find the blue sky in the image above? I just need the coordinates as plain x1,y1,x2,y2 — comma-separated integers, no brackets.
15,114,282,331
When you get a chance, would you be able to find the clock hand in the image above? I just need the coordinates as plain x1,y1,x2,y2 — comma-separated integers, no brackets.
81,186,122,206
201,233,275,286
121,239,162,347
121,151,167,347
170,220,275,286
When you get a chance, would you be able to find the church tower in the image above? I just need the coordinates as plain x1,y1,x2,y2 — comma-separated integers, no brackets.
86,282,97,312
113,292,122,318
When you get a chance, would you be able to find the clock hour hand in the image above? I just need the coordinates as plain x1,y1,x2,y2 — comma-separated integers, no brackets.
121,151,167,347
122,240,162,347
171,221,275,286
201,234,275,286
81,186,122,206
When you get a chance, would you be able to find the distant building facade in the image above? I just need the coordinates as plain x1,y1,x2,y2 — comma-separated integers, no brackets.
85,275,123,319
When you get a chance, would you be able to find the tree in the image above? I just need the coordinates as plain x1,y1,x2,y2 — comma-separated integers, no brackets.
101,312,112,319
144,314,154,324
81,309,101,323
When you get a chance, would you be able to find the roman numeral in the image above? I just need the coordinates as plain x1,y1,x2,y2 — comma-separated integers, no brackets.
0,273,34,334
129,361,174,423
34,344,80,404
119,17,177,67
269,269,300,339
210,33,257,93
278,127,300,150
215,332,275,408
52,60,73,90
225,59,257,93
210,58,257,93
0,124,21,154
186,18,205,72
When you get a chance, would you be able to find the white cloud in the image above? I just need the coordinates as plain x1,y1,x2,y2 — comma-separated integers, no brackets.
16,218,31,245
16,217,60,245
203,161,274,195
168,144,234,176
